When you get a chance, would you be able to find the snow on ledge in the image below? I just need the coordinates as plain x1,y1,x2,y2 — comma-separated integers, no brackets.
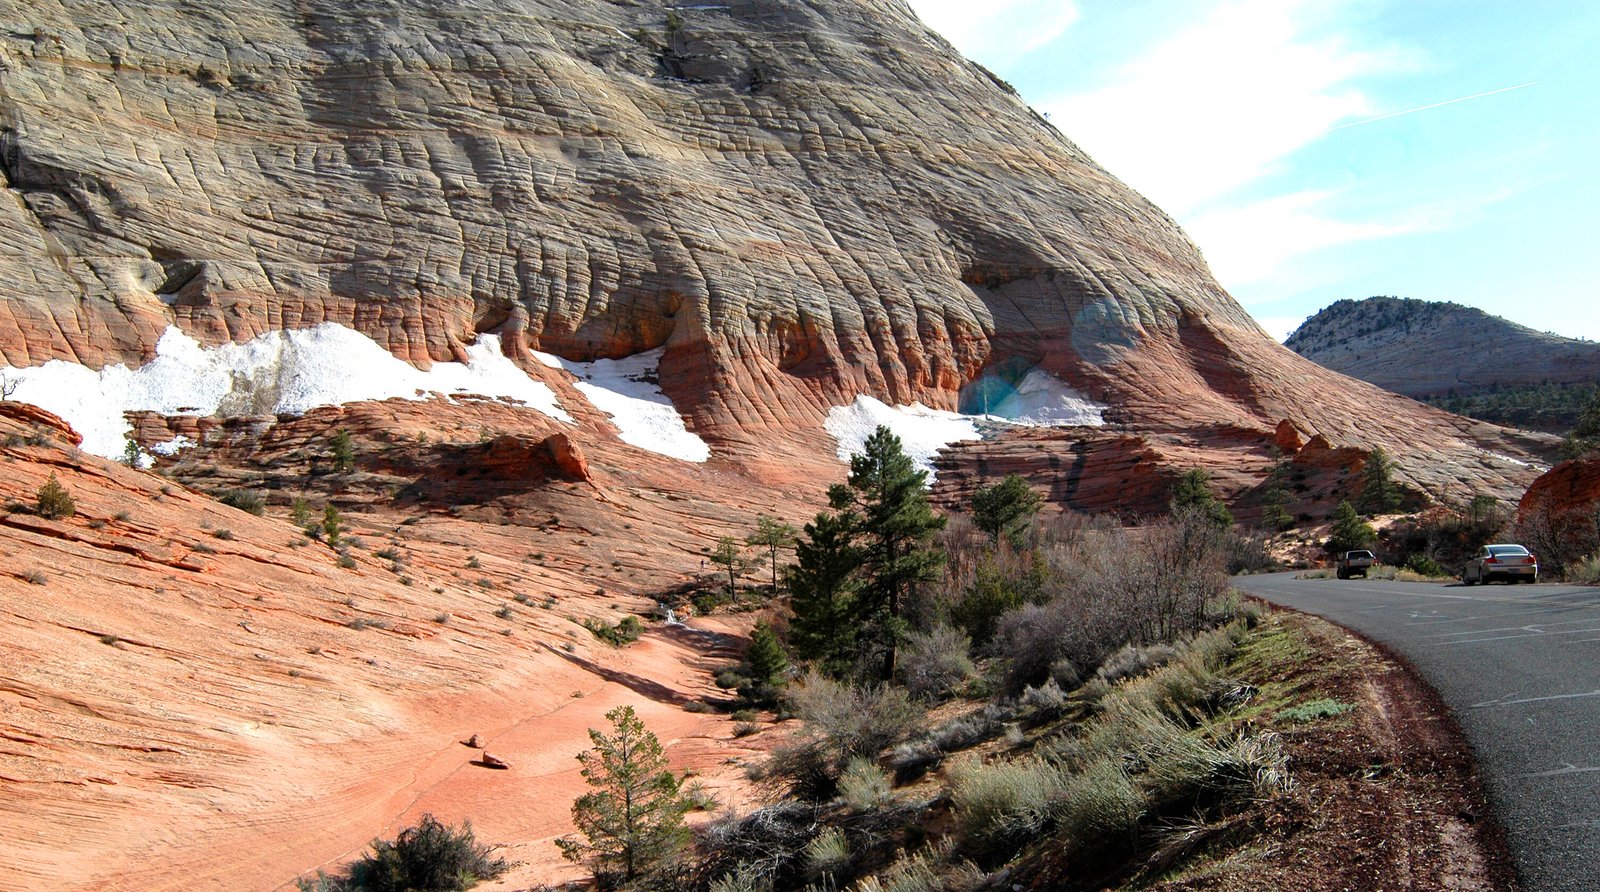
824,396,981,475
0,324,571,459
534,348,710,463
959,368,1107,427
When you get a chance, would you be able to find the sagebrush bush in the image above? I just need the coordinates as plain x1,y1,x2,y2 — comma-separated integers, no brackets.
948,755,1060,860
1019,678,1068,715
302,813,506,892
217,488,266,515
805,828,852,880
789,673,924,761
925,703,1009,753
837,757,895,811
1570,555,1600,585
898,624,975,701
859,840,982,892
1096,643,1177,685
1047,756,1143,855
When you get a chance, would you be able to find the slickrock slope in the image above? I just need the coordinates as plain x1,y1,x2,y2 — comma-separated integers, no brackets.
0,0,1549,504
0,401,786,891
1287,297,1600,400
0,2,1566,888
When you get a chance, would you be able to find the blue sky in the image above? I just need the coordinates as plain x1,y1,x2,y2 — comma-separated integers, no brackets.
905,0,1600,342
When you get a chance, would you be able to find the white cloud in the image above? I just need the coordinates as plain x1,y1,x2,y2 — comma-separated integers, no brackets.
1040,1,1407,216
1185,189,1413,288
1250,315,1308,343
906,0,1079,60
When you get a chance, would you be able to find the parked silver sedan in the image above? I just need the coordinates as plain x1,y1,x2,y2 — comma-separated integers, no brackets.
1463,543,1539,585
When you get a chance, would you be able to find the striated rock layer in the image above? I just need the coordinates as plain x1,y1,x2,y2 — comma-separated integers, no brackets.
0,0,1550,504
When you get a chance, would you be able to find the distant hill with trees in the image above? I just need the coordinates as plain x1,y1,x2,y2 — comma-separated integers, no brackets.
1286,296,1600,433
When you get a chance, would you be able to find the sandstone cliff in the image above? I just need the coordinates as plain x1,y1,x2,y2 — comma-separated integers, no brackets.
0,0,1549,506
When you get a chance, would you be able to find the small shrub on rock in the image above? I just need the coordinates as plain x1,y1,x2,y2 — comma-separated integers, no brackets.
35,473,75,520
300,813,506,892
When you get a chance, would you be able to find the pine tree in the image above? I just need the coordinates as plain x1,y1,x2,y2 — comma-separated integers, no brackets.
1356,446,1402,516
558,705,690,886
747,514,799,593
121,437,144,469
709,536,742,602
1260,454,1295,532
740,621,789,705
971,473,1043,548
785,510,863,675
330,428,355,473
829,427,946,682
1170,468,1233,529
1326,500,1376,555
290,497,313,529
322,504,343,546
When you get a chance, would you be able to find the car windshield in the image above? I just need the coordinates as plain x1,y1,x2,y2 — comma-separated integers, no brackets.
1487,545,1530,557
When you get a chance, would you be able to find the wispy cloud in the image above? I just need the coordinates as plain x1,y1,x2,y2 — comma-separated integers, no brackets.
907,0,1079,60
1186,190,1414,289
1331,81,1537,131
1039,0,1409,216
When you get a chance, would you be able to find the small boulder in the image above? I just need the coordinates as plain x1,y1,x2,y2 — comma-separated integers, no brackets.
465,733,483,748
479,752,510,770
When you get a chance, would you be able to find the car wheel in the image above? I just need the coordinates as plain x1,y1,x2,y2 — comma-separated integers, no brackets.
1464,571,1475,586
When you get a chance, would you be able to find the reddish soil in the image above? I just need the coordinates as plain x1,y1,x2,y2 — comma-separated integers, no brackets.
1141,612,1517,892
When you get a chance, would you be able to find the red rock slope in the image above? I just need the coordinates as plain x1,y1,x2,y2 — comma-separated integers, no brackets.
0,0,1550,505
0,401,788,890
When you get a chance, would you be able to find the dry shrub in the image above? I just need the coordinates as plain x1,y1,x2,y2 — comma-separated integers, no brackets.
1096,643,1178,685
805,828,852,880
898,624,975,701
837,757,895,812
990,512,1232,695
1047,756,1143,856
948,756,1062,860
1515,499,1600,579
765,674,923,800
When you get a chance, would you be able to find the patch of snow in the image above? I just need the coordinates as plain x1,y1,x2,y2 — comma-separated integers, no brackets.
148,435,196,456
0,324,571,459
824,396,981,475
959,368,1107,427
545,348,710,463
1486,452,1532,468
530,350,567,370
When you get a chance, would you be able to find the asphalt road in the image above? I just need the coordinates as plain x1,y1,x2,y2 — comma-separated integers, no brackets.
1234,572,1600,892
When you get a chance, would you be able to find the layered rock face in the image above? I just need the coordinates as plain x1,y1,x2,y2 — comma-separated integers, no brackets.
1,0,1549,505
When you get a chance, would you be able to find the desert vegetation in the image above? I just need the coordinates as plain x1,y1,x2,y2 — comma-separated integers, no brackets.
541,427,1336,890
296,813,507,892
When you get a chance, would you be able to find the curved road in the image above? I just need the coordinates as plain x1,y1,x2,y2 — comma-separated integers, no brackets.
1235,572,1600,892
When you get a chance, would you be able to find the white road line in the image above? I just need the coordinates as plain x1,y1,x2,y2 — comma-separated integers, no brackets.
1472,689,1600,708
